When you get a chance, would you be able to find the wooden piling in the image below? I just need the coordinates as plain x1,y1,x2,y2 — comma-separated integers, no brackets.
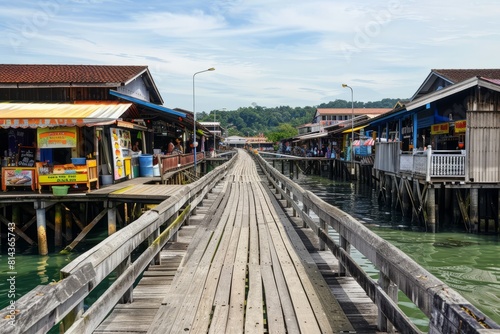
108,201,117,235
65,206,73,241
35,205,48,255
55,204,63,247
427,186,436,233
470,188,479,232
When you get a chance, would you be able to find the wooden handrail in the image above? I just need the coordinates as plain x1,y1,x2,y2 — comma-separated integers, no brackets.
253,151,500,334
0,153,238,334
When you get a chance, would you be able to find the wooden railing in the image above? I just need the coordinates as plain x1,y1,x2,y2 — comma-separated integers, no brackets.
0,153,237,334
376,142,466,181
159,152,206,175
253,152,499,334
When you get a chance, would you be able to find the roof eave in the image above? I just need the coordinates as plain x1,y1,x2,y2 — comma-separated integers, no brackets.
406,77,480,111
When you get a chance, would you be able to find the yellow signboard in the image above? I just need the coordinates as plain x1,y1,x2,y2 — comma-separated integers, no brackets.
431,122,450,135
454,120,467,133
37,127,77,148
38,174,88,183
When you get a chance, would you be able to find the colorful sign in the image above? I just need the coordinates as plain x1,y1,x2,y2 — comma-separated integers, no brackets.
454,120,467,133
431,122,450,135
3,168,34,187
37,127,77,148
110,127,131,180
38,174,88,183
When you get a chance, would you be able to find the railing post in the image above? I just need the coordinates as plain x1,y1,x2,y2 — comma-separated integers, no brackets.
302,203,309,228
61,299,84,332
339,236,350,276
377,272,397,333
426,145,432,182
148,227,161,265
318,218,326,251
292,192,298,217
117,255,133,303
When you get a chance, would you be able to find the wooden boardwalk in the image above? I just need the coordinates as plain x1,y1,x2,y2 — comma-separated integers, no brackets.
95,150,379,333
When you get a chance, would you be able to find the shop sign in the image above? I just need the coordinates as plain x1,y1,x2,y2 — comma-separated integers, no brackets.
454,120,467,133
431,122,449,135
37,127,77,148
38,174,88,183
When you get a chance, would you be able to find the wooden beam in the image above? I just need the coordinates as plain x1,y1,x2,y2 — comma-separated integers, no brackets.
61,207,109,253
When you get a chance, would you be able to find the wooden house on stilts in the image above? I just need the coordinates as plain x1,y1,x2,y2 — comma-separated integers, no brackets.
370,69,500,233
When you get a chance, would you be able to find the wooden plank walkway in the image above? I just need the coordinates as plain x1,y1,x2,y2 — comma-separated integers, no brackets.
94,150,379,333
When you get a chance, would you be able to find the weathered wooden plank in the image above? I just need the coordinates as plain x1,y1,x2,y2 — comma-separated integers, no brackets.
245,264,264,333
147,182,237,333
174,183,244,333
262,181,355,333
224,183,251,333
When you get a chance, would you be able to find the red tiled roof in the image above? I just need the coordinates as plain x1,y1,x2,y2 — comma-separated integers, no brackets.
0,64,148,84
433,69,500,83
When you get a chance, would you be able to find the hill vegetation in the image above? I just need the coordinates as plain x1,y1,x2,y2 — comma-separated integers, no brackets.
197,98,401,142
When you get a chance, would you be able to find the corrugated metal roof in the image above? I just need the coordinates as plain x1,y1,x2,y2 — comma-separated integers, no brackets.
0,103,132,128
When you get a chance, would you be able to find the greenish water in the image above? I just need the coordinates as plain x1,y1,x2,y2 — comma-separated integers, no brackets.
294,174,500,327
0,229,114,333
1,171,499,332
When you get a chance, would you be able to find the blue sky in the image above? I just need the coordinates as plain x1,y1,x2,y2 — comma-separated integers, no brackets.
2,0,500,112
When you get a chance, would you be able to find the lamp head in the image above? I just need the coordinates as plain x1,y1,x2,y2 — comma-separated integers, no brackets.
342,84,348,88
208,67,215,71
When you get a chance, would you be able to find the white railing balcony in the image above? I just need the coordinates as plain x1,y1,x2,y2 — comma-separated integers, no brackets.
400,146,466,181
376,142,466,182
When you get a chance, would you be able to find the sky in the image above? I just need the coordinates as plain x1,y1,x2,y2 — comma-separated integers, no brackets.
1,0,500,113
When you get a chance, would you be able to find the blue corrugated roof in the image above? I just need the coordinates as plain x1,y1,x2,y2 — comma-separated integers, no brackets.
109,90,185,118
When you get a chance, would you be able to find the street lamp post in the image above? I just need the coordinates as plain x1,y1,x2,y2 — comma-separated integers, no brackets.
192,67,215,173
342,84,354,163
213,109,217,157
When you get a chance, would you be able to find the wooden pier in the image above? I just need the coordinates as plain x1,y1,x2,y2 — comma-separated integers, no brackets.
2,149,499,334
95,150,360,333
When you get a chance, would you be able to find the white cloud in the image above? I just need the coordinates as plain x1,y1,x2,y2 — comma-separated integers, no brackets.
1,0,500,111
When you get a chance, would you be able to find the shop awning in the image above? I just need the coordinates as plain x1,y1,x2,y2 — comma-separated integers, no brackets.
109,90,186,118
353,138,374,146
342,125,367,134
0,103,133,128
298,132,328,140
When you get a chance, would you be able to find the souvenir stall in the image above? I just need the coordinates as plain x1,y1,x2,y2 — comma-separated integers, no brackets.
35,127,99,193
0,102,137,192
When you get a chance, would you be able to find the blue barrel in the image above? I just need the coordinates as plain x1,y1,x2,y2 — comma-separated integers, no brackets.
138,154,154,177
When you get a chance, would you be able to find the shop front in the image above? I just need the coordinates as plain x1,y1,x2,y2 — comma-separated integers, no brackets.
0,103,143,192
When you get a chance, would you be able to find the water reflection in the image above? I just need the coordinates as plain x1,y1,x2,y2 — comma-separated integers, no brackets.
294,174,500,325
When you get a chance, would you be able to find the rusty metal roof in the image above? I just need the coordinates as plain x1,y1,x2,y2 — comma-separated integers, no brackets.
0,64,148,85
432,69,500,83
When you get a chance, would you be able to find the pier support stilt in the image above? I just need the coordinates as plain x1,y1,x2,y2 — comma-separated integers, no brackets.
35,201,48,255
108,201,117,235
427,186,436,233
470,188,479,232
65,206,73,241
55,204,63,247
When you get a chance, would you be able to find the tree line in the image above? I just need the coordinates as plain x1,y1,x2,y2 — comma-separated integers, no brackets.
197,98,401,142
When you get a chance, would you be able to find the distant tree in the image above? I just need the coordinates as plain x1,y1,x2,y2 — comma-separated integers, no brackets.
197,99,401,136
266,123,298,142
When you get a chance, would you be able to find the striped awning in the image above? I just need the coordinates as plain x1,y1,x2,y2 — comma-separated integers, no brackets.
353,138,375,146
0,103,133,128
